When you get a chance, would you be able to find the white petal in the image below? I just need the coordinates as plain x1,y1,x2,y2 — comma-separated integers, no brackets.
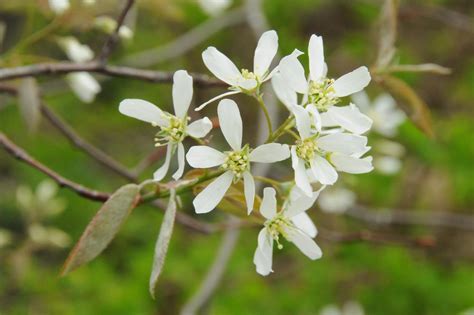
249,143,290,163
285,228,322,260
254,30,278,77
119,98,168,126
260,187,277,219
291,148,313,196
193,171,234,214
254,229,273,276
187,117,213,138
202,46,242,86
153,144,173,181
243,172,255,214
291,212,317,238
306,104,322,132
331,154,373,174
325,104,373,134
318,187,356,214
310,155,338,185
195,90,240,111
278,49,308,93
317,133,368,155
172,142,185,180
271,72,297,110
292,105,312,139
236,78,258,90
333,66,371,97
351,90,371,113
285,185,324,217
67,72,101,103
217,99,242,150
374,156,402,175
172,70,193,118
49,0,70,14
308,34,325,82
186,145,226,168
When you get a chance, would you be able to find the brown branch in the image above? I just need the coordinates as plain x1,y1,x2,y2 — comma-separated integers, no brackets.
98,0,135,63
0,131,110,202
318,227,436,248
0,62,224,87
40,103,138,182
346,205,474,232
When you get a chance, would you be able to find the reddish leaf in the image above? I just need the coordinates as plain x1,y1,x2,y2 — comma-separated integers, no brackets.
61,184,140,275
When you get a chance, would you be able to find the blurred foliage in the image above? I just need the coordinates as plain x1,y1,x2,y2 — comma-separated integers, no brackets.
0,0,473,314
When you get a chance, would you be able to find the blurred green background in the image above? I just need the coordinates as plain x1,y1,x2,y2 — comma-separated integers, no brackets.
0,0,473,314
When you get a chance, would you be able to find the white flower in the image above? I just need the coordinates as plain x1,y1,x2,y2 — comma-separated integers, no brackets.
94,16,134,40
198,0,232,16
66,72,101,103
317,186,356,214
119,70,213,181
291,105,373,195
273,35,372,134
320,301,365,315
58,37,94,63
372,139,405,175
57,37,101,103
186,99,290,214
253,186,323,276
48,0,70,14
352,91,405,137
196,30,279,110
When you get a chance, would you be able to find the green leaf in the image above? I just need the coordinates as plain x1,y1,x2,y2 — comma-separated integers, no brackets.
17,77,41,133
149,190,176,299
61,184,140,275
378,74,434,138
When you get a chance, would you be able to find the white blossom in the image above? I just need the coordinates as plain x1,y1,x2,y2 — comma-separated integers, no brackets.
317,186,356,214
48,0,70,14
196,30,279,110
352,91,405,137
253,186,323,276
273,35,372,134
94,16,134,40
291,105,373,195
57,37,101,103
198,0,232,16
320,301,365,315
186,99,290,214
119,70,213,181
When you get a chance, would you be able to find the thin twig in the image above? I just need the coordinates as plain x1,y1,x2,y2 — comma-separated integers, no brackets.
0,62,224,87
98,0,135,63
40,103,138,182
180,217,240,315
346,205,474,231
121,7,246,67
0,131,110,202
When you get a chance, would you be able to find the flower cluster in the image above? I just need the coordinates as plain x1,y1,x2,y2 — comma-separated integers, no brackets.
119,31,375,276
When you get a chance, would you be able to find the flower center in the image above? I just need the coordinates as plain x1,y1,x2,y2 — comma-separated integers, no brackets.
265,214,292,249
221,146,250,179
241,68,258,81
308,78,339,111
295,138,317,162
154,115,186,146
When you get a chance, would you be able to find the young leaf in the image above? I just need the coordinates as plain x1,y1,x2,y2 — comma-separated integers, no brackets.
149,190,177,298
378,74,434,137
17,77,41,133
61,184,140,275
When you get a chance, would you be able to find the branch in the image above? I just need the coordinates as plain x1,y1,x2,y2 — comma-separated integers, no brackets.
40,103,138,182
346,205,474,232
0,62,224,87
180,217,240,315
318,227,436,248
121,7,246,68
98,0,135,63
0,131,110,202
